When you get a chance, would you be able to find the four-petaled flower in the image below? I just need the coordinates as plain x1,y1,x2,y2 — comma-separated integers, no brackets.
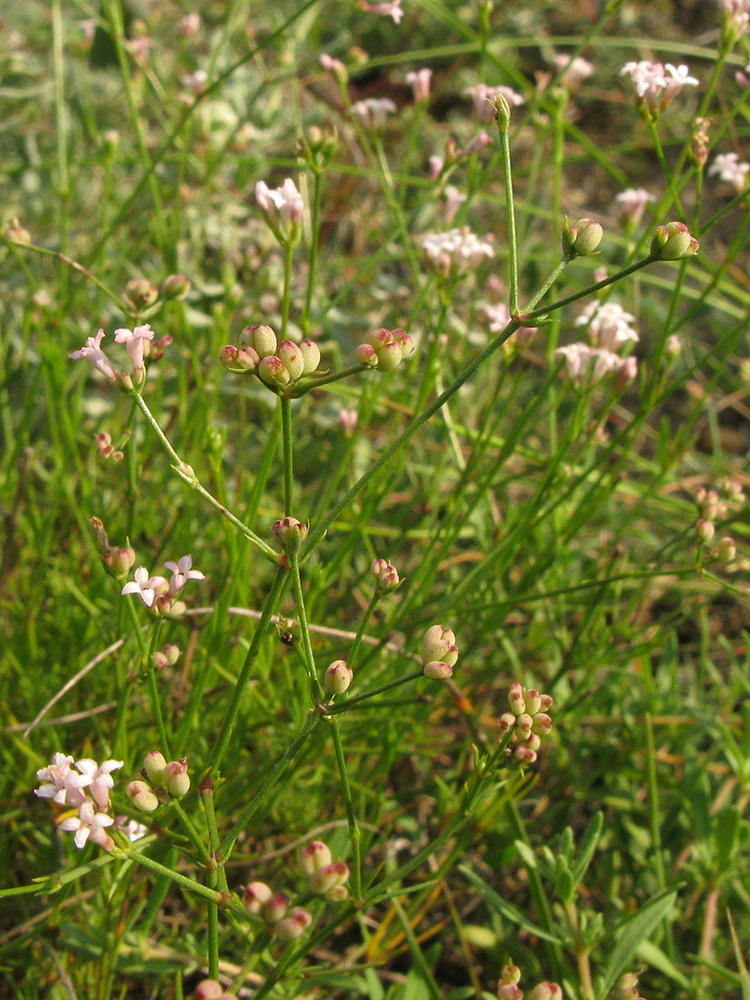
73,758,124,810
620,60,698,113
35,753,91,808
68,329,119,381
121,566,169,608
164,554,206,595
114,324,155,378
58,799,115,850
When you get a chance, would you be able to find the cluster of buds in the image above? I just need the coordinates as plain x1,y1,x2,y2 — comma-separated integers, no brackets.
695,480,744,564
243,881,313,941
299,840,351,901
696,525,737,564
220,325,322,390
497,961,562,1000
499,683,553,763
194,979,239,1000
421,624,459,680
126,751,190,813
121,554,204,616
123,274,191,310
420,227,495,279
35,752,124,851
154,643,181,670
255,178,303,246
610,970,647,1000
91,517,136,578
561,217,603,257
371,557,401,593
649,221,699,261
355,327,415,372
298,124,338,172
324,659,353,697
273,517,309,555
95,431,124,463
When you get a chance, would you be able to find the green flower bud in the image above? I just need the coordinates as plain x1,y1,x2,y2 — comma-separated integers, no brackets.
299,339,321,375
258,355,292,388
240,324,278,358
124,278,159,309
562,217,603,256
161,273,191,300
277,340,305,381
650,221,699,260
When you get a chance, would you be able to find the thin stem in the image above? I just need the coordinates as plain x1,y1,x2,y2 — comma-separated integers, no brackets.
289,553,323,704
288,365,364,397
496,103,519,314
209,566,290,776
564,900,594,1000
218,712,322,860
281,242,294,341
330,721,362,901
123,845,247,916
324,668,424,715
646,117,685,223
523,256,656,320
347,591,381,673
302,169,322,334
169,798,211,868
280,396,294,517
8,240,129,312
131,393,278,561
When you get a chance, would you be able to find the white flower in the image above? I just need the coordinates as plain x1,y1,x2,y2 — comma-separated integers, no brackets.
68,329,119,381
255,178,304,243
35,753,91,808
443,185,467,224
116,816,149,841
574,301,638,350
121,566,168,608
405,68,432,103
164,554,205,595
73,758,124,810
620,60,698,111
555,344,624,384
351,97,397,131
114,323,155,377
708,151,750,193
420,227,494,278
58,799,115,850
614,187,655,229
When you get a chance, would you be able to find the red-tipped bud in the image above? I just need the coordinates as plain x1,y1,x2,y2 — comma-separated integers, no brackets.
298,840,332,876
650,221,699,260
277,340,305,381
262,891,290,924
143,750,167,785
325,660,353,695
527,984,562,1000
422,624,458,666
243,881,273,914
258,355,292,388
697,519,715,542
164,758,190,797
508,681,526,715
423,660,453,680
161,273,191,300
308,861,350,895
713,536,736,562
272,516,309,554
127,780,159,812
272,906,312,941
562,217,603,256
355,343,379,367
371,558,401,592
240,324,278,358
219,345,260,372
299,339,321,375
194,980,225,1000
124,278,159,309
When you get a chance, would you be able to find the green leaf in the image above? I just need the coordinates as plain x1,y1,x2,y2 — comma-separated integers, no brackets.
713,806,740,864
554,867,575,905
600,889,678,996
460,864,563,945
570,811,604,890
636,940,691,990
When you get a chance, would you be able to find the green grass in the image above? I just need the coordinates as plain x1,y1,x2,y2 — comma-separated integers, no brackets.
2,1,750,998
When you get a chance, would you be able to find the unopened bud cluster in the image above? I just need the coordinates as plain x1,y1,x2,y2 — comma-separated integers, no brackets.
273,516,309,554
610,970,647,1000
220,324,321,390
299,840,351,902
694,481,744,564
194,979,239,1000
562,217,603,257
650,221,699,260
499,682,553,763
355,327,415,372
126,751,190,813
371,557,401,593
497,961,562,1000
421,624,459,680
243,880,313,941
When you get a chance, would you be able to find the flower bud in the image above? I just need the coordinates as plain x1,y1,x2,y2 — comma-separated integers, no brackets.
273,907,312,941
258,355,292,388
423,660,454,680
143,750,167,785
161,273,191,300
533,713,553,736
498,712,516,732
355,343,379,367
195,980,225,1000
5,219,31,245
127,780,159,813
508,681,526,715
562,217,603,256
324,883,349,902
714,536,736,562
375,340,403,372
515,713,534,736
243,880,273,914
164,758,190,797
263,891,290,924
308,861,350,895
325,660,353,696
124,278,159,310
276,340,305,381
219,345,260,373
371,558,401,593
298,840,332,876
299,339,321,375
107,545,136,575
240,324,278,358
422,625,458,666
527,984,562,1000
272,516,309,554
650,221,699,260
696,519,715,542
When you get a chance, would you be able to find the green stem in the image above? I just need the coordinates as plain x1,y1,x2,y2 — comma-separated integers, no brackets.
347,591,381,673
170,798,211,867
218,712,322,860
288,365,364,397
280,396,294,517
209,566,289,776
646,117,685,223
330,720,362,901
131,393,278,561
289,553,323,703
496,101,519,314
523,255,656,320
281,242,294,341
324,668,424,716
123,846,247,916
9,240,129,312
302,169,322,334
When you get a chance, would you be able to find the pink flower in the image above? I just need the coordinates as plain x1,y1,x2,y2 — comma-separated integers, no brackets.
73,758,124,810
614,187,655,229
351,97,397,130
58,799,115,850
69,329,119,381
620,60,698,112
35,753,91,808
121,566,169,608
708,151,750,193
464,83,524,120
114,323,155,377
177,12,201,36
552,53,594,88
554,343,623,384
255,178,304,244
405,68,432,103
360,0,404,23
574,301,638,350
164,554,205,595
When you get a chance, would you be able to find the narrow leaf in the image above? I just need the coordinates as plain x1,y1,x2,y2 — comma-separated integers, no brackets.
600,889,677,995
460,865,563,945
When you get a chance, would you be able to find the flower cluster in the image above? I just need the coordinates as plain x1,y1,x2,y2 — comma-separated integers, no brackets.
650,221,699,260
694,480,744,564
499,682,553,763
351,97,397,131
243,881,313,941
574,301,639,351
299,840,351,901
420,227,495,279
35,753,124,850
555,343,636,387
708,151,750,194
255,178,304,246
371,557,401,593
220,325,322,389
717,0,750,35
355,327,415,372
126,751,190,813
497,961,562,1000
551,53,594,89
421,624,459,680
121,554,204,616
620,60,698,114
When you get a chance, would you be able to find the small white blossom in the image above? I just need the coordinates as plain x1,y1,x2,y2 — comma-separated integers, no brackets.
555,344,624,384
255,178,304,243
406,68,432,103
73,758,124,810
443,185,467,224
708,151,750,193
360,0,404,23
351,97,397,131
114,324,155,378
58,799,115,850
164,554,205,595
69,330,119,382
464,83,524,120
620,60,698,112
574,301,638,350
121,566,168,608
35,754,90,808
420,227,494,278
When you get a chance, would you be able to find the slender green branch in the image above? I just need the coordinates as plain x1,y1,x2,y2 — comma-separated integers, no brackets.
330,721,362,901
347,590,381,673
281,242,294,341
496,100,519,314
288,365,364,397
289,553,323,704
280,396,294,517
323,668,424,715
302,169,322,334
